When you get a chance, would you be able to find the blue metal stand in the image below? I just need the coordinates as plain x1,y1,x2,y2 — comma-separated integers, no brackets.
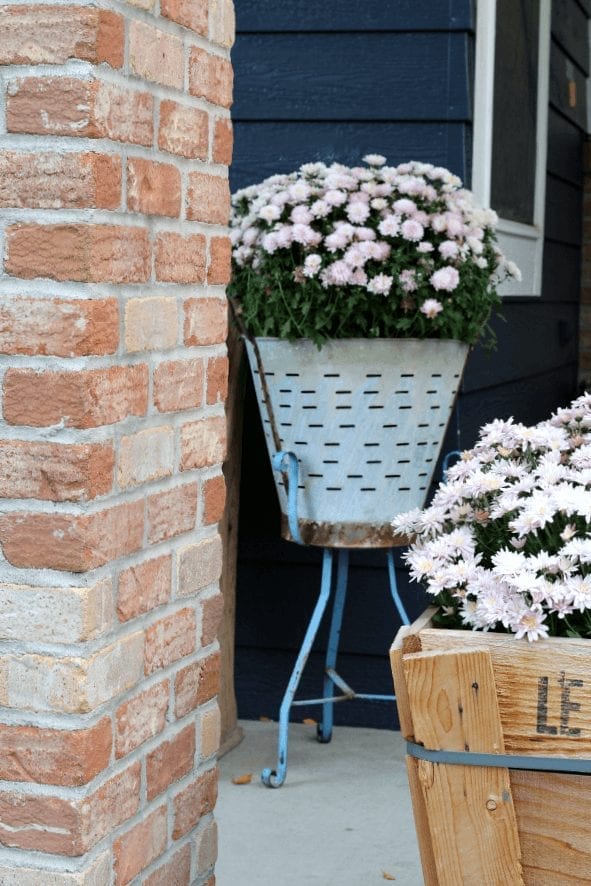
261,452,411,788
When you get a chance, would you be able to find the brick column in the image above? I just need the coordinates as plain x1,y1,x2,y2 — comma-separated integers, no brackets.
0,1,233,882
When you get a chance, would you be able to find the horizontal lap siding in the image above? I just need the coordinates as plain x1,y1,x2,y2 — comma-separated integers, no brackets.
233,0,586,728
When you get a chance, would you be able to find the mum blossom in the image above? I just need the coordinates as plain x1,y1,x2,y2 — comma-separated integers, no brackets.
303,254,322,277
346,201,370,224
430,266,460,291
367,274,393,295
362,153,386,166
420,298,443,319
399,269,418,292
401,219,424,242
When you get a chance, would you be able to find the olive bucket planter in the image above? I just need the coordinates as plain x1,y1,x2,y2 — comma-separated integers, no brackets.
391,609,591,884
245,337,469,547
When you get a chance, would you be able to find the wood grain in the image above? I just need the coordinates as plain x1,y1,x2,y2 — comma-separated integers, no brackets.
404,648,524,884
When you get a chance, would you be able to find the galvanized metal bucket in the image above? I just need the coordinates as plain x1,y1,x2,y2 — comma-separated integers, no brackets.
245,338,468,548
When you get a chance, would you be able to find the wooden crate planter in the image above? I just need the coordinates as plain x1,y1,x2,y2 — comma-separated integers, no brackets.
391,608,591,884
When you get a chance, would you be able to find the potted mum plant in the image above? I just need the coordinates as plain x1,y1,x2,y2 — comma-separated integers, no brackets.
390,393,591,883
229,155,520,547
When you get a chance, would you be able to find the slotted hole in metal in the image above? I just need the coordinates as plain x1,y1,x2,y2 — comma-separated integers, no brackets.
347,474,363,478
308,473,323,478
366,373,382,378
264,371,275,376
339,424,355,428
279,423,292,427
286,372,300,377
323,459,339,464
399,486,411,491
294,440,308,445
336,405,352,410
324,442,340,447
363,390,379,395
385,474,401,478
401,373,414,378
395,390,409,394
383,423,397,428
324,373,340,377
303,405,317,410
336,390,352,394
366,459,382,464
369,405,384,410
399,405,412,410
364,443,380,447
326,487,342,491
360,487,377,491
398,459,410,464
301,389,316,394
308,423,324,428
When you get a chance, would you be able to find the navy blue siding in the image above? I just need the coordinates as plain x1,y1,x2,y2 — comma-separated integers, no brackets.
232,1,586,729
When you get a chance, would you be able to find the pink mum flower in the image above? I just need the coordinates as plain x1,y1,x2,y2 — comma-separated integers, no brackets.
399,269,418,292
439,240,459,259
420,298,444,318
401,219,425,242
367,274,393,296
430,266,460,291
346,202,370,224
378,215,400,237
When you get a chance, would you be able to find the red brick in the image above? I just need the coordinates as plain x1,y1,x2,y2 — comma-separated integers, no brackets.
161,0,207,33
146,724,195,800
7,78,154,146
194,818,218,875
201,593,224,646
156,232,206,284
174,652,220,718
184,298,227,346
206,356,229,405
181,415,227,470
187,173,230,224
213,117,233,165
118,426,175,489
116,681,169,758
189,47,233,108
0,296,119,357
178,536,223,598
85,763,142,852
172,767,218,840
0,440,114,501
0,718,111,786
159,100,208,160
208,236,232,284
114,805,167,885
147,483,198,545
127,158,181,218
154,359,204,413
145,608,197,675
5,224,151,283
129,20,183,89
0,151,121,210
143,844,192,886
3,364,148,428
0,501,144,572
203,474,226,525
0,6,124,67
117,555,172,622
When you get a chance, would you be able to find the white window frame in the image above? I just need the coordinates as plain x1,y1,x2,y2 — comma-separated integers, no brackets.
471,0,551,296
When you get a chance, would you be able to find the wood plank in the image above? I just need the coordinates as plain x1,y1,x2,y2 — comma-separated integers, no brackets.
236,0,474,32
417,629,591,757
406,757,440,886
403,649,524,884
232,33,471,121
552,0,589,75
546,105,584,186
511,769,591,883
231,121,468,191
550,40,587,130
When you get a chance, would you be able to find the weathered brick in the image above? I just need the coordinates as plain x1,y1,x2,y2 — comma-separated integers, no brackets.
206,355,229,405
114,806,168,886
202,474,226,525
158,100,208,160
146,483,198,544
178,535,223,598
146,724,195,800
129,21,184,89
0,440,114,501
117,555,172,623
118,426,175,489
115,680,169,758
181,415,227,470
5,224,151,283
0,792,80,855
172,767,218,840
213,117,233,165
0,6,124,67
0,501,144,572
143,843,192,886
0,851,111,885
194,818,218,875
200,592,224,646
127,158,181,218
0,296,119,357
0,151,121,210
6,78,154,145
174,652,220,718
154,359,204,413
0,718,111,787
189,47,233,108
3,364,148,428
184,298,227,346
209,0,235,48
124,297,178,353
0,579,113,644
208,236,232,284
145,608,197,675
0,633,144,713
187,173,230,224
155,232,206,284
161,0,207,33
198,704,221,760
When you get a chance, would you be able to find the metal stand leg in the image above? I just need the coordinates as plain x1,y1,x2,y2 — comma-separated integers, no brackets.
261,549,335,788
386,549,410,626
317,550,349,744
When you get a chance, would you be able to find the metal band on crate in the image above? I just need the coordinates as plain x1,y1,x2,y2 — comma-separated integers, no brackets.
406,740,591,774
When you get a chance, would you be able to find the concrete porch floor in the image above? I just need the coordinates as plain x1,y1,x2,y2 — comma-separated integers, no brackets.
216,719,422,885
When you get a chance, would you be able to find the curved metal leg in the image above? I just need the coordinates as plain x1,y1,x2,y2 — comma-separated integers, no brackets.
317,549,349,744
386,549,410,626
261,549,334,788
